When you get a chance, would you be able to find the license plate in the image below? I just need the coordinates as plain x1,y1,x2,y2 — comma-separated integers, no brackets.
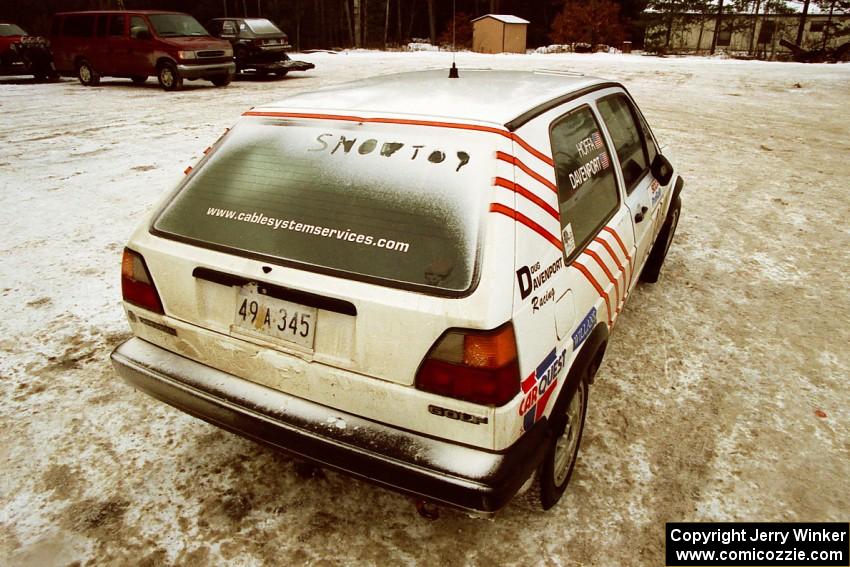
233,285,317,349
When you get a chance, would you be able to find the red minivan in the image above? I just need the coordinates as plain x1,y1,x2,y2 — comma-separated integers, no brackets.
51,11,235,90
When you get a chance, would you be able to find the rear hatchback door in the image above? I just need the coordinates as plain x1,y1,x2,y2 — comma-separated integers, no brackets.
147,112,509,386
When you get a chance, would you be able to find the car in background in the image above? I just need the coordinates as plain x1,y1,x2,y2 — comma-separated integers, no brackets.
51,10,235,90
206,17,314,77
111,70,682,515
0,22,27,66
0,22,58,81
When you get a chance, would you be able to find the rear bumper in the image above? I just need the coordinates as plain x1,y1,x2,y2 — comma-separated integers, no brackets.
176,61,235,79
111,338,549,514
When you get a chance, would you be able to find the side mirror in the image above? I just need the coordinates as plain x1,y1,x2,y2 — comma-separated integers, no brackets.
650,153,674,186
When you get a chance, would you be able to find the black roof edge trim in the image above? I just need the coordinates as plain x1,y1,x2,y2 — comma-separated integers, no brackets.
193,266,358,316
505,81,622,132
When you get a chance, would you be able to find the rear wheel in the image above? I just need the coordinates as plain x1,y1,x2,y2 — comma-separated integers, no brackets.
131,75,147,85
521,369,590,510
77,60,100,86
157,61,182,91
641,196,681,283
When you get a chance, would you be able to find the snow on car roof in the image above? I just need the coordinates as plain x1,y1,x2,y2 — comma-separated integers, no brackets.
259,69,609,128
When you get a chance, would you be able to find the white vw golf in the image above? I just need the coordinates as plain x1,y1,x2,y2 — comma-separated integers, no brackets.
112,69,682,514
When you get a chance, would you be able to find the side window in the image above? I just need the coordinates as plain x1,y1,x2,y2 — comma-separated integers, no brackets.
635,109,658,167
109,15,126,37
130,16,150,39
222,20,237,36
597,94,649,193
550,106,620,261
50,17,61,36
64,15,95,38
96,15,108,37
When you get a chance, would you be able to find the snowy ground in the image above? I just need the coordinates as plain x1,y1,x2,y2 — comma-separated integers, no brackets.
1,51,849,566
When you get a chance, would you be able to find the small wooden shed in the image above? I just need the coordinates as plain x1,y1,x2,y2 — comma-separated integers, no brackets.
471,14,530,54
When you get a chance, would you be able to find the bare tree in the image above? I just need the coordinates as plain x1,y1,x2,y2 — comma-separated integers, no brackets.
353,0,362,46
427,0,436,43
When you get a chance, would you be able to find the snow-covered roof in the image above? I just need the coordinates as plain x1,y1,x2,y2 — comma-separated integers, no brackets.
471,14,530,25
258,69,605,127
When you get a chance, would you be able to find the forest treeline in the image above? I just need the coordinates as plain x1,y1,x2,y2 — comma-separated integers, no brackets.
2,0,846,51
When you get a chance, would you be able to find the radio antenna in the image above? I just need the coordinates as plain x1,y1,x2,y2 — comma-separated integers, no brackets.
449,0,459,78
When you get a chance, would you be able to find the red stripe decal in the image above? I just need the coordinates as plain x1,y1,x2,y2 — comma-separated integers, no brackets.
243,110,553,168
601,226,631,262
573,260,613,326
600,226,634,290
593,236,630,299
489,203,562,250
493,177,559,221
510,134,554,167
583,248,620,311
495,151,557,194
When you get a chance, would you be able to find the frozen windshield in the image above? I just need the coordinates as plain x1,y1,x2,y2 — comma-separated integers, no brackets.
148,14,208,37
245,19,282,35
153,117,492,294
0,23,26,36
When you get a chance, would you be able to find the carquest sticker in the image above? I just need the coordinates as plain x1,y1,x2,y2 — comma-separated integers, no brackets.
519,348,567,432
571,307,597,351
516,257,563,300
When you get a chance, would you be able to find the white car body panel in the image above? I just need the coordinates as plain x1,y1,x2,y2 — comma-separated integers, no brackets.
119,69,677,460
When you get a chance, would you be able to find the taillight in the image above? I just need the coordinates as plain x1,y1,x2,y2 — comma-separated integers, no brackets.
121,248,163,314
415,323,519,406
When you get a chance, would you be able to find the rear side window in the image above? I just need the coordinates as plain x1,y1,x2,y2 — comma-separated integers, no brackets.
96,15,108,37
597,94,649,193
109,15,126,37
550,106,620,260
63,15,95,38
153,118,491,295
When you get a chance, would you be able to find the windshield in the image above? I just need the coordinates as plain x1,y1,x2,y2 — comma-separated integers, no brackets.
153,117,492,294
0,23,26,37
148,14,208,37
245,19,283,35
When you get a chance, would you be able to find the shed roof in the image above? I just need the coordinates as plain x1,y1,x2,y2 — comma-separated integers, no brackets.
471,14,530,25
258,69,609,128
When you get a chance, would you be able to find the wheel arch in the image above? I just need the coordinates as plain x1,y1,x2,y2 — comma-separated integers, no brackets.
549,323,608,422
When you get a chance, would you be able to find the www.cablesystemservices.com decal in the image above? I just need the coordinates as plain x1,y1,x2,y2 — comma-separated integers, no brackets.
519,348,567,432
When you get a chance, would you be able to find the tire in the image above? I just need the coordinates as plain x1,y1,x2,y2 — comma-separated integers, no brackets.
131,75,147,85
640,196,681,284
157,61,182,91
211,73,232,87
77,60,100,86
522,369,590,510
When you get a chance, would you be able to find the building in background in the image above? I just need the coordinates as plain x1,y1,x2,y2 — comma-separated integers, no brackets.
471,14,529,54
645,11,850,59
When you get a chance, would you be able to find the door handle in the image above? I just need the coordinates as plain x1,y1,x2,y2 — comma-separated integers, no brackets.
635,206,648,223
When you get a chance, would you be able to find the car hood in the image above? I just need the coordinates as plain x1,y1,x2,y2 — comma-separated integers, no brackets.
158,36,231,50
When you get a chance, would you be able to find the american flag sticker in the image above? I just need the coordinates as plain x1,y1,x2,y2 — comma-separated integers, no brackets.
591,131,603,149
600,151,610,169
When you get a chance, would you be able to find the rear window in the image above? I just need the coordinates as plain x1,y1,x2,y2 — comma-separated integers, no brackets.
62,15,95,38
153,117,492,295
245,19,283,35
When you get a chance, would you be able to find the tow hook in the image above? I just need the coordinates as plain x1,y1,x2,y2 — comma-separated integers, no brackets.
414,499,440,520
